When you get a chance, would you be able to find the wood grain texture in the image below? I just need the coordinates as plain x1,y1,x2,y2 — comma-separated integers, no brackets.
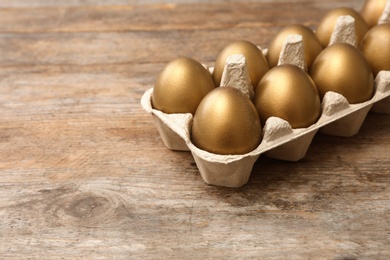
0,0,389,259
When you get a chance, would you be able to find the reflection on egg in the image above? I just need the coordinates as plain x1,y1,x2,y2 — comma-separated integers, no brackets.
191,87,262,155
360,24,390,76
316,7,370,47
267,24,323,69
152,57,215,115
310,43,374,104
361,0,387,28
213,40,269,90
254,64,321,128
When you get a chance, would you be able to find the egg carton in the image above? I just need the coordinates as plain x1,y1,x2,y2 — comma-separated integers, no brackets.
141,70,389,187
140,15,390,188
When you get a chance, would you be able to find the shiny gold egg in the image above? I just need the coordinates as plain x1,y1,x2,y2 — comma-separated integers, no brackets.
361,0,387,28
267,24,323,69
316,7,370,47
152,57,215,115
360,24,390,76
191,87,262,155
310,43,374,104
254,64,321,129
213,40,269,90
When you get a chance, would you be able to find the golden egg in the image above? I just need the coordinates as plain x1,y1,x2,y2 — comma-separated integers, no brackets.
267,24,323,69
316,7,370,47
310,43,374,104
191,87,262,155
152,57,215,115
360,24,390,76
213,40,269,90
254,64,321,129
361,0,387,28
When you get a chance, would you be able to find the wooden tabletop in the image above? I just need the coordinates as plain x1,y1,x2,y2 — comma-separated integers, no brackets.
1,0,389,258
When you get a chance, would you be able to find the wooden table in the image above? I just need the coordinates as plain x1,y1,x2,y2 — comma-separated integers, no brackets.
1,0,389,258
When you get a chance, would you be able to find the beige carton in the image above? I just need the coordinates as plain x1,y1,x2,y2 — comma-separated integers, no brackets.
141,71,389,187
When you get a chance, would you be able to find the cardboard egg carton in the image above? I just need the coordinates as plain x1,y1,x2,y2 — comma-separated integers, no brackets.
141,71,389,187
140,14,390,188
